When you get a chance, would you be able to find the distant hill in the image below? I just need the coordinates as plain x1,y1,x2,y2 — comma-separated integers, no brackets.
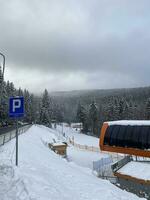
50,86,150,99
50,86,150,124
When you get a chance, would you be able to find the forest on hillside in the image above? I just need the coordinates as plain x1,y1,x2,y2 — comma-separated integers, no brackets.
51,87,150,136
1,67,150,137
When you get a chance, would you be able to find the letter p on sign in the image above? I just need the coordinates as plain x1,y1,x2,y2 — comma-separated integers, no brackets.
13,99,21,112
9,97,24,118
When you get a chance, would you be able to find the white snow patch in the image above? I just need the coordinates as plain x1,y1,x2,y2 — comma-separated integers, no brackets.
118,161,150,181
67,146,109,169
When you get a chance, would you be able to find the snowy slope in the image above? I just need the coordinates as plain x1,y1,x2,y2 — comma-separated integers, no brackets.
55,124,99,147
44,124,109,169
0,125,144,200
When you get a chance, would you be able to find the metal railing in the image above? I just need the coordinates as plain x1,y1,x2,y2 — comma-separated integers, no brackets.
0,124,32,146
111,155,132,172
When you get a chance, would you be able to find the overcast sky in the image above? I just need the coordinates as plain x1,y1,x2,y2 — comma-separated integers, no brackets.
0,0,150,93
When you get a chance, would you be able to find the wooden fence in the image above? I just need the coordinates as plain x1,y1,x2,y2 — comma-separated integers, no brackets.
69,139,100,152
68,138,124,162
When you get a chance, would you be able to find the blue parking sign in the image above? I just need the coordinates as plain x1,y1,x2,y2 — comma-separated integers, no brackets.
9,97,24,118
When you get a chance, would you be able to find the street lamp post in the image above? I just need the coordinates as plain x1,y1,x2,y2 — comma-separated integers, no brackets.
0,52,6,122
0,53,5,77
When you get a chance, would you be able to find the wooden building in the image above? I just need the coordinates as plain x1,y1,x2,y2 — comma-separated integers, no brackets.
49,142,67,157
99,120,150,157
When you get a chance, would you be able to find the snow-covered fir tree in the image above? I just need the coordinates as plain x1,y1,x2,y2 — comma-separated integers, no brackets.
76,102,88,132
146,98,150,120
0,66,3,85
106,97,115,121
17,87,24,96
39,89,52,127
52,102,64,122
89,100,98,136
0,67,6,124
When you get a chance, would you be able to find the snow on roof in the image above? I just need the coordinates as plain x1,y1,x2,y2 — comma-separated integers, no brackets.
52,142,66,146
71,123,82,125
71,123,82,127
117,161,150,181
105,120,150,126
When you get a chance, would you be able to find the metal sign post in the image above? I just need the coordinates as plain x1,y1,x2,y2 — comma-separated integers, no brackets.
16,119,18,166
9,97,24,166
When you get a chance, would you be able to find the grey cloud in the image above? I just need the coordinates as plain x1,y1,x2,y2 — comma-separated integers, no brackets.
0,0,150,92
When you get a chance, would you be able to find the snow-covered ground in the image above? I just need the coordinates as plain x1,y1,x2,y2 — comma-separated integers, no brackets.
0,125,145,200
45,124,110,169
118,161,150,181
67,146,108,169
55,124,99,147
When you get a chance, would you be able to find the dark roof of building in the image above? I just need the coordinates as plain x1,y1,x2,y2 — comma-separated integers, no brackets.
104,124,150,150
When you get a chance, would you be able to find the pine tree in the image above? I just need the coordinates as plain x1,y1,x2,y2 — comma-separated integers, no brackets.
24,89,30,122
76,102,88,132
118,98,124,119
106,97,115,121
77,102,85,123
0,67,6,124
17,87,24,96
52,103,64,122
39,89,52,127
28,94,36,123
146,98,150,120
125,100,137,120
0,66,3,85
89,100,98,136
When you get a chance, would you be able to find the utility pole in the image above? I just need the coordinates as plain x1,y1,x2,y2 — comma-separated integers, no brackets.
0,53,5,122
0,53,5,76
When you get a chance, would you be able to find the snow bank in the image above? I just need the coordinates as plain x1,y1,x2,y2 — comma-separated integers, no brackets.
0,125,144,200
118,161,150,181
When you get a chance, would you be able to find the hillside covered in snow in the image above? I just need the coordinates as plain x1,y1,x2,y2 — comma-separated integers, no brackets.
0,125,145,200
